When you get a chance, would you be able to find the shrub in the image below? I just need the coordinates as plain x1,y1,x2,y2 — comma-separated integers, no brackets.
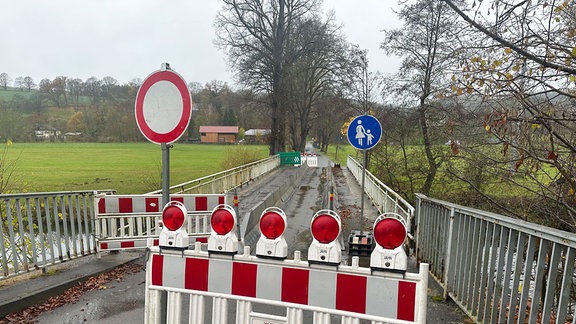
220,145,268,169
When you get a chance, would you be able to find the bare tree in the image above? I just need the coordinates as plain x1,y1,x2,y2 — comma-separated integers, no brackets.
442,0,576,76
340,47,382,115
84,77,102,104
215,0,322,155
14,77,24,90
380,0,469,196
0,143,19,194
102,76,118,98
67,78,83,107
440,0,576,231
313,92,353,153
284,14,347,152
0,73,11,90
50,76,68,108
22,76,36,91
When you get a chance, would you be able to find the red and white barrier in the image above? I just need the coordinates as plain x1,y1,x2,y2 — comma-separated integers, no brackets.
97,194,225,214
300,153,318,167
145,246,428,323
100,238,158,250
95,194,225,254
98,237,207,251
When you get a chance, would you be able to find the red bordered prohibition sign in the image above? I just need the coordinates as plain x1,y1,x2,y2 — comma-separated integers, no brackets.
135,69,192,144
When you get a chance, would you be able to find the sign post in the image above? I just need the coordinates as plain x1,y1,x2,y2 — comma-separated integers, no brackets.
161,142,170,206
346,115,382,220
135,63,191,206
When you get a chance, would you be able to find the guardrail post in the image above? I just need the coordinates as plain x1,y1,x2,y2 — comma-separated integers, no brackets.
213,297,228,323
190,295,205,323
329,185,334,211
415,195,422,263
418,263,429,324
236,300,251,323
443,207,455,300
234,187,241,242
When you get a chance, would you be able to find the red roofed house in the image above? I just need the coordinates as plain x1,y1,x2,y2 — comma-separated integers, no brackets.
199,126,239,144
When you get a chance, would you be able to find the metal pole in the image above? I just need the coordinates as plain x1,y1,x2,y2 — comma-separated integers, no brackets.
160,142,170,324
335,135,341,165
161,143,171,206
234,187,241,241
329,185,334,211
360,149,367,226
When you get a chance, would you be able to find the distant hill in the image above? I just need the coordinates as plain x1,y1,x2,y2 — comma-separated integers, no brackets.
0,87,97,108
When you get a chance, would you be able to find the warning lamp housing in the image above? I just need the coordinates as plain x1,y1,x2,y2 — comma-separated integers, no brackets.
370,213,408,272
208,204,238,254
159,201,189,250
308,209,342,265
256,207,288,259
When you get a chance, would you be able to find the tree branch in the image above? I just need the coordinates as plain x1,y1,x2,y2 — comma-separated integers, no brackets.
441,0,576,75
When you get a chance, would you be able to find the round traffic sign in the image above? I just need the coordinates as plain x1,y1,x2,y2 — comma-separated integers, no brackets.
346,115,382,150
135,68,192,144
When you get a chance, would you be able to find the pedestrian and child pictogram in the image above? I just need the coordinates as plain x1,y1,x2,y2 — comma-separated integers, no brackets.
347,115,382,150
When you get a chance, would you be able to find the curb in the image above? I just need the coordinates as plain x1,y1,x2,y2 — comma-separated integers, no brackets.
0,251,143,319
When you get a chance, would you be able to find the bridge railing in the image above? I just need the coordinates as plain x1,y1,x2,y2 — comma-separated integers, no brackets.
346,155,415,237
146,155,280,195
0,156,281,280
416,193,576,324
0,190,112,279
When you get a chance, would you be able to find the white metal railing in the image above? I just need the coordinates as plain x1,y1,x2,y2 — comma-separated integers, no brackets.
416,193,576,324
0,190,111,279
0,157,280,280
347,156,415,236
146,155,280,195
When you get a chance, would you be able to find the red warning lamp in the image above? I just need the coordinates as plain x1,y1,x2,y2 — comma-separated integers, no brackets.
374,217,407,249
159,201,189,249
211,207,236,235
260,209,286,239
256,207,288,259
308,209,342,264
208,204,238,254
370,213,408,272
311,214,340,243
163,205,185,231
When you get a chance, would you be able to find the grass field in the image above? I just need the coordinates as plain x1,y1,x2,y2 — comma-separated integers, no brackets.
4,142,268,194
324,143,361,166
3,140,541,201
0,87,37,101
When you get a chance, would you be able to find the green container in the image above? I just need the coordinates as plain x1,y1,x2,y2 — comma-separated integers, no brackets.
278,152,301,165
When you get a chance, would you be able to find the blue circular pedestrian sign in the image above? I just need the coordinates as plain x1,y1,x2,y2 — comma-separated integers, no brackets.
346,115,382,150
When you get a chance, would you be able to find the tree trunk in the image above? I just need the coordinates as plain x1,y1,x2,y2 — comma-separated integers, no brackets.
270,96,281,155
419,101,437,196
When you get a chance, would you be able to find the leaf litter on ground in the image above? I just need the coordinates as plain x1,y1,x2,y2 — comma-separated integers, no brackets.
0,261,143,324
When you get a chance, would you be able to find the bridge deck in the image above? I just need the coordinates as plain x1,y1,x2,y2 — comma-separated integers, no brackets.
0,155,469,323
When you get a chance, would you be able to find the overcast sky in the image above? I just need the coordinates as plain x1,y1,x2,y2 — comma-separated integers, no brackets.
0,0,402,87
